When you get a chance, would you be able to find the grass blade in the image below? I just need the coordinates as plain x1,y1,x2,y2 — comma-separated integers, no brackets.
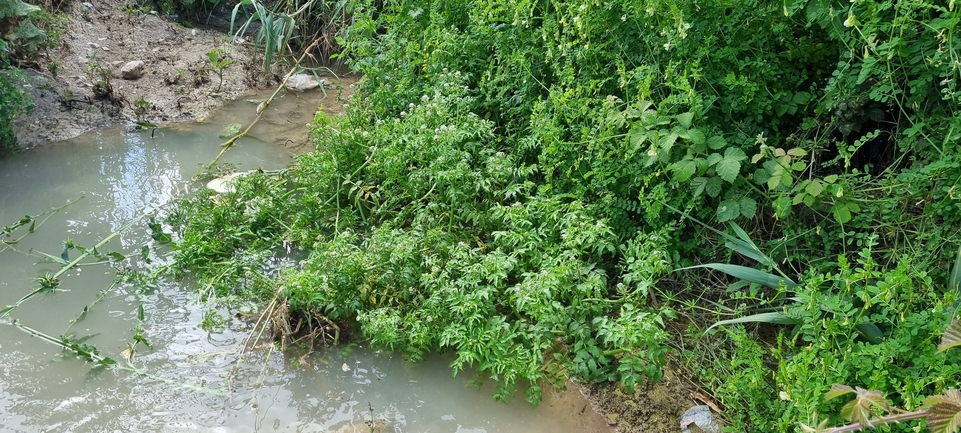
678,263,797,289
707,312,800,331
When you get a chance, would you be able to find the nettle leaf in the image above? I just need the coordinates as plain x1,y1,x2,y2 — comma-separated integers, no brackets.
925,390,961,433
839,387,890,428
676,112,694,129
939,320,961,353
672,158,697,182
716,200,740,222
706,136,727,150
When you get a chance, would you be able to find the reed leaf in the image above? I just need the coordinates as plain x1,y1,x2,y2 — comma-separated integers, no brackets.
678,263,797,289
707,312,800,331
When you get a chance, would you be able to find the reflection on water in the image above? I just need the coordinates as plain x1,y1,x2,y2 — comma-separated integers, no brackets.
0,124,612,432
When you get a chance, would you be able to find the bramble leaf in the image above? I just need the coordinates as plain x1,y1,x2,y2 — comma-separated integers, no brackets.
716,200,740,222
825,384,855,401
938,320,961,353
839,387,889,428
672,158,697,182
706,136,727,150
925,390,961,433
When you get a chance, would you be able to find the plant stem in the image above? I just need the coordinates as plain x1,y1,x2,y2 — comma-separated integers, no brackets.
826,410,928,433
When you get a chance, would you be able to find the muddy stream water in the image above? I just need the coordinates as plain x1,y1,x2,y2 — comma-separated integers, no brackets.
0,93,614,433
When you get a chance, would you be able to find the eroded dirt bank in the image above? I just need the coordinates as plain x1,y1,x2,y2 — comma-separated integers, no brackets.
13,0,289,145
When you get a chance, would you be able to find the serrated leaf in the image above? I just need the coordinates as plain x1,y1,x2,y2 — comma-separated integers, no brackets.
691,177,708,197
676,112,694,129
672,158,697,182
706,136,727,150
774,195,792,218
705,177,723,197
939,320,961,353
805,180,824,197
724,147,747,161
688,128,706,146
824,174,839,183
716,158,741,183
928,401,961,433
840,388,890,427
787,147,808,157
739,197,757,219
833,204,852,223
825,384,855,402
707,153,723,166
717,200,740,222
791,161,806,171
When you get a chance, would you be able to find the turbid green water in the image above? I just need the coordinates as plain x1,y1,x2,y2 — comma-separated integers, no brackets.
0,113,611,432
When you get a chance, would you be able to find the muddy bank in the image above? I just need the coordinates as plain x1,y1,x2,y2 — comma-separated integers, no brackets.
10,0,348,146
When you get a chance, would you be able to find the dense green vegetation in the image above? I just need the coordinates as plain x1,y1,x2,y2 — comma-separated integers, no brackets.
0,0,66,154
168,0,961,430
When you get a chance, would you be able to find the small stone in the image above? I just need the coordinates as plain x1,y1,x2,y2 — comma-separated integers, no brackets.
88,42,100,49
111,61,123,67
605,412,619,425
120,60,145,80
101,47,110,51
191,29,198,36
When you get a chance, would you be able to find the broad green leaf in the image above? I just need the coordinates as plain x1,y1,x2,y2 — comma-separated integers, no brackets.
855,323,884,344
939,320,961,353
773,196,792,218
724,147,747,161
787,147,808,157
739,197,757,219
687,128,706,147
705,176,723,197
676,112,694,129
805,180,824,196
716,200,740,222
825,384,855,402
671,158,697,182
678,263,796,289
691,177,708,197
706,136,727,150
716,157,741,183
833,204,852,223
707,153,722,166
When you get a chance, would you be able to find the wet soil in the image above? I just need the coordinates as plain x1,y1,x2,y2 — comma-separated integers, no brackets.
10,0,353,146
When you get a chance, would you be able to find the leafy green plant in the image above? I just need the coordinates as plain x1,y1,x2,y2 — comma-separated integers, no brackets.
206,48,232,92
800,320,961,433
85,53,114,100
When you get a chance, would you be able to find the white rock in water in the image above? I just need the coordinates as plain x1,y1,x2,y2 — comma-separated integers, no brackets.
120,60,145,80
206,171,254,194
284,73,321,91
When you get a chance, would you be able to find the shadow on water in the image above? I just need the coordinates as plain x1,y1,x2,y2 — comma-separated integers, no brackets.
0,97,613,432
